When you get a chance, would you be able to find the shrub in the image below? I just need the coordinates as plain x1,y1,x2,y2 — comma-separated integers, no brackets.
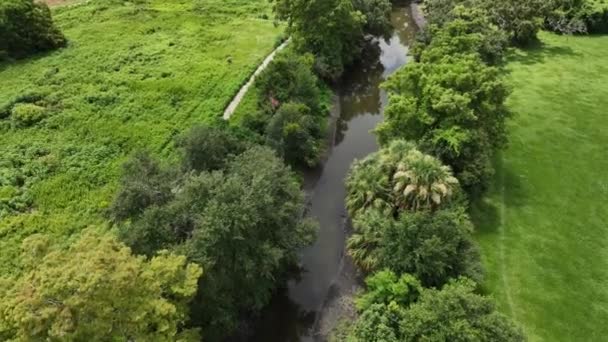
255,48,321,113
266,102,323,167
348,204,481,287
10,103,47,127
177,124,246,173
344,277,525,342
0,0,66,59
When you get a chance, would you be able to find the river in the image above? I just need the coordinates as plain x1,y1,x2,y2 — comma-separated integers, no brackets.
247,4,417,341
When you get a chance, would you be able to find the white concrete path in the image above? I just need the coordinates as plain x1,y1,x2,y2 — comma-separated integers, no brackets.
222,39,290,120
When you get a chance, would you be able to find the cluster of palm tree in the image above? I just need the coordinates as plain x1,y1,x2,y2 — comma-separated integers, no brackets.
345,139,461,271
346,139,459,217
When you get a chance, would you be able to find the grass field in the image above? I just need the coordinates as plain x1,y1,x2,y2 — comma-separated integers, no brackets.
0,0,282,273
472,32,608,341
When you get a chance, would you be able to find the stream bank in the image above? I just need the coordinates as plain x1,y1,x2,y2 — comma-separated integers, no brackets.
244,4,418,341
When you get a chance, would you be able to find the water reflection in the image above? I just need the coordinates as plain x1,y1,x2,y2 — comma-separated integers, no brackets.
245,5,417,342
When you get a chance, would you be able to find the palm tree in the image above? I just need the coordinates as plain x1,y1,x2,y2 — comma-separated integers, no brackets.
345,156,391,217
392,149,459,211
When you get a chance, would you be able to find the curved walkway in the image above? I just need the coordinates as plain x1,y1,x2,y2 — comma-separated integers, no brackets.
223,39,290,120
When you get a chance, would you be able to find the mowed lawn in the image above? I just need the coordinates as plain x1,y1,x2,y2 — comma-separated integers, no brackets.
0,0,281,273
472,32,608,341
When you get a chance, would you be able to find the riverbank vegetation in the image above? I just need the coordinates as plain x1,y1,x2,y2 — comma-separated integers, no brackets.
336,0,608,341
112,127,317,339
0,0,281,273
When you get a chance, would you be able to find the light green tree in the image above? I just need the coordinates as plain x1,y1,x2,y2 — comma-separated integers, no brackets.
0,230,202,342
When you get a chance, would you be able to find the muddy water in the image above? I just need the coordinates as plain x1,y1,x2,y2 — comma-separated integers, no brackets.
248,5,417,342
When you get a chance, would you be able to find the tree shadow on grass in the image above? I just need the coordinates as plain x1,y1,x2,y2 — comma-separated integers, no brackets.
507,39,579,66
470,155,528,237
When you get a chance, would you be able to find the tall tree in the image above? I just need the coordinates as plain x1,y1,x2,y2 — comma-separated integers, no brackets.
272,0,366,79
114,145,317,340
0,230,202,341
378,53,509,191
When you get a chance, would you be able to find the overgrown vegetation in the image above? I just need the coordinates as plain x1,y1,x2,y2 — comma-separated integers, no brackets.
0,0,66,59
0,0,282,274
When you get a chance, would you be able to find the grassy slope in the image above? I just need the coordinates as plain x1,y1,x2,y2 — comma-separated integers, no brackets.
472,32,608,341
0,0,281,273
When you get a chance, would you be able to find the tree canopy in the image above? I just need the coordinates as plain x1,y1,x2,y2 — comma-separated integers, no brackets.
0,0,66,59
0,230,202,341
377,52,510,191
343,276,525,342
113,138,317,340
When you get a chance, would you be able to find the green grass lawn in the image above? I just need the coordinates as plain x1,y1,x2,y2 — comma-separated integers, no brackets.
0,0,282,274
472,32,608,341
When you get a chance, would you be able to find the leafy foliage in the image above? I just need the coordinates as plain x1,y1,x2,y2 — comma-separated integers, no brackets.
414,5,509,65
272,0,391,79
344,277,525,341
0,0,66,59
0,230,202,341
378,52,510,191
346,140,459,217
399,278,525,341
355,270,422,311
266,102,323,167
348,204,481,287
114,144,317,339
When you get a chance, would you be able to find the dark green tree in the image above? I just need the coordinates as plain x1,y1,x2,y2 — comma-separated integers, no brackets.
378,52,510,190
272,0,366,79
265,102,323,167
114,146,317,340
177,124,246,173
0,0,66,59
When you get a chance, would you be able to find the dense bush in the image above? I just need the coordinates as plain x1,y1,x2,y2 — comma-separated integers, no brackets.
113,142,317,340
343,277,525,342
414,5,509,65
273,0,391,79
178,124,247,173
0,0,66,59
255,48,321,112
377,52,510,191
0,230,202,341
245,47,329,168
348,204,481,287
10,103,47,127
266,102,323,167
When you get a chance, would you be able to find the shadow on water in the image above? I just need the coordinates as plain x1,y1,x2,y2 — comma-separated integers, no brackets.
242,5,418,342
